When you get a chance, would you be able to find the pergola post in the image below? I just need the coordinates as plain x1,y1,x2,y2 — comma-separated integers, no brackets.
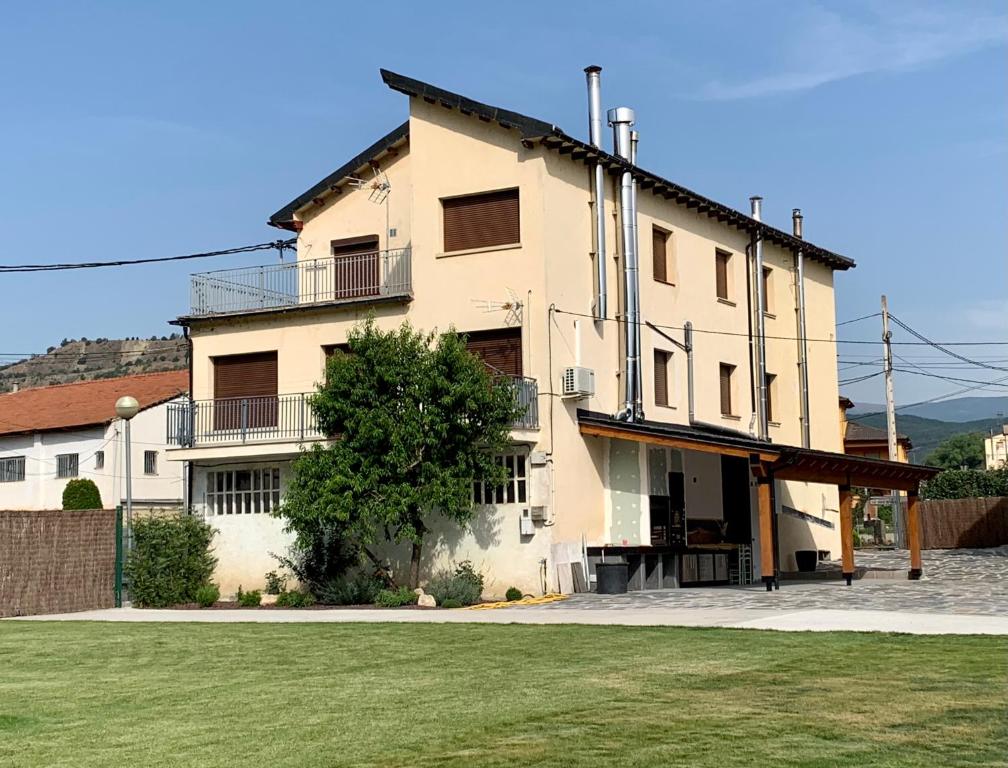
907,489,923,580
838,483,854,585
757,476,775,591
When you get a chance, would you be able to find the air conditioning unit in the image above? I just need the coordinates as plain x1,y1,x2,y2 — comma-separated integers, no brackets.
562,366,595,398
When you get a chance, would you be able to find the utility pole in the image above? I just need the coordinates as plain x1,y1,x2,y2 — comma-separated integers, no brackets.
881,295,903,545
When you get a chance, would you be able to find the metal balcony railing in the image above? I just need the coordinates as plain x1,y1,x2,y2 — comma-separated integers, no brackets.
168,377,538,448
188,248,412,316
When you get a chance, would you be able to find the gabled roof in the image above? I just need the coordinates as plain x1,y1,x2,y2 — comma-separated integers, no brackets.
845,420,912,447
380,69,855,271
0,370,188,437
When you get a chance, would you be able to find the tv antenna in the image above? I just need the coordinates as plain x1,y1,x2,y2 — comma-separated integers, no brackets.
472,288,523,326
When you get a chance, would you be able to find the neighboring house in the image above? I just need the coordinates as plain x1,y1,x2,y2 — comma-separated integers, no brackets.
167,67,935,596
985,424,1008,470
0,371,188,512
838,397,913,521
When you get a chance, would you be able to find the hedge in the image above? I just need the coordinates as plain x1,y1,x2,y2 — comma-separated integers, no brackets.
124,516,217,607
920,468,1008,501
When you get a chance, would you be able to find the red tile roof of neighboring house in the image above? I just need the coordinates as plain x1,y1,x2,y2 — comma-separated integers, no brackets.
0,370,188,437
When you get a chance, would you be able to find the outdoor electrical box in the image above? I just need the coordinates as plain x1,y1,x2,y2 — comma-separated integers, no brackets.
530,506,547,522
562,366,595,398
519,509,535,536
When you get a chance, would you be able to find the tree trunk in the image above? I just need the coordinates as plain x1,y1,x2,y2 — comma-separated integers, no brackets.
408,537,423,590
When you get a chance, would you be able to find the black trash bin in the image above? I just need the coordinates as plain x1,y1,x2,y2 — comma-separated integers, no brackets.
794,550,818,573
595,562,629,594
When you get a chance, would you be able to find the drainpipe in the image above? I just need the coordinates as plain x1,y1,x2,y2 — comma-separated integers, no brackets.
584,66,607,321
793,209,811,448
750,196,769,441
183,325,194,514
685,321,695,423
630,130,642,419
609,107,640,421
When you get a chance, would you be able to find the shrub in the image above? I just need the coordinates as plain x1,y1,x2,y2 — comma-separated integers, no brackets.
125,516,216,608
276,590,316,608
195,583,220,608
236,587,262,608
375,586,417,608
427,560,484,607
274,521,360,594
921,468,1008,500
440,598,463,609
264,570,286,595
62,478,103,510
505,586,523,602
317,573,384,606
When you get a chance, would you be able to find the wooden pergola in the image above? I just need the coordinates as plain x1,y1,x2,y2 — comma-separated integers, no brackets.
578,411,940,589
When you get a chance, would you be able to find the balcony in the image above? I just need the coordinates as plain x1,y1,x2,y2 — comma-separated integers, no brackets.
188,248,412,317
168,378,538,449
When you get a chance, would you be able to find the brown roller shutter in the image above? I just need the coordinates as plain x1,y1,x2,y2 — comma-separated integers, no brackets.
443,189,520,252
652,228,667,283
465,328,522,377
331,235,379,299
213,352,278,429
654,350,669,407
719,363,734,416
715,250,730,300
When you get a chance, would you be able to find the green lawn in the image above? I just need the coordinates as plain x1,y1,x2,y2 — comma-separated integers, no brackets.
0,622,1005,767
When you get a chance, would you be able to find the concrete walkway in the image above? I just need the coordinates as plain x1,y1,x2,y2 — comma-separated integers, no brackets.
9,605,1008,635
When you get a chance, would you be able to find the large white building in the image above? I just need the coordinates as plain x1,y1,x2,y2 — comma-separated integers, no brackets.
0,371,188,511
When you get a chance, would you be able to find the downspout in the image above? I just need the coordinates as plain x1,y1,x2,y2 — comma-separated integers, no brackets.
793,209,811,448
183,325,194,514
685,321,695,424
608,107,640,421
744,243,757,434
584,66,607,321
750,196,769,441
630,130,643,420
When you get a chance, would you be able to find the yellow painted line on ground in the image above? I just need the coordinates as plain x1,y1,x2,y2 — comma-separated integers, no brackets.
464,594,568,610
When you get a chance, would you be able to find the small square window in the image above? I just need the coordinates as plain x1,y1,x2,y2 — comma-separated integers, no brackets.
94,451,104,470
144,450,158,476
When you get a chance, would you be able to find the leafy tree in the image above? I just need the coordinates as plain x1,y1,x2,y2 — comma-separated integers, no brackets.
925,432,986,470
278,318,519,588
921,468,1008,500
62,478,103,510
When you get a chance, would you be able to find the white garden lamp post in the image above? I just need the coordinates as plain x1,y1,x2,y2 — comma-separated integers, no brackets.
115,396,140,545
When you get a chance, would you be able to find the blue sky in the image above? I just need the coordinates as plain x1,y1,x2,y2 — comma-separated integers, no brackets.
0,1,1004,405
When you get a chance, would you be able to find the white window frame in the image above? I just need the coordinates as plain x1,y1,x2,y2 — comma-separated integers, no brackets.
205,467,281,515
0,456,26,482
56,453,79,479
473,452,528,506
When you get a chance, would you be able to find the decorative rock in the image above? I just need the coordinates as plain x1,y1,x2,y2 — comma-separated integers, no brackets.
414,587,426,596
417,593,437,608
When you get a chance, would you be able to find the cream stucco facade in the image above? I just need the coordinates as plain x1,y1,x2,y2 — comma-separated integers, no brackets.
169,70,854,596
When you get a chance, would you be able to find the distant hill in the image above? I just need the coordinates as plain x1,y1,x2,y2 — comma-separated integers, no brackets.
0,336,188,392
847,396,1008,423
850,412,1003,462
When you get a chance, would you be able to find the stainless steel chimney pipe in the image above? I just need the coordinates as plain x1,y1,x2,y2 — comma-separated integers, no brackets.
751,196,769,440
609,107,640,420
629,129,641,417
584,66,607,321
793,208,811,448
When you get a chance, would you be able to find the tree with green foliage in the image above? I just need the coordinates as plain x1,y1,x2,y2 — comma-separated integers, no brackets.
921,467,1008,500
62,478,103,510
277,318,519,588
925,432,986,470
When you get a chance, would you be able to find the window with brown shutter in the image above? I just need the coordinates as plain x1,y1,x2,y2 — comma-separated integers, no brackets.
464,328,522,377
719,363,735,416
331,235,380,299
715,250,731,300
654,349,671,407
765,373,776,423
213,351,278,430
443,189,520,253
652,227,669,283
761,266,772,313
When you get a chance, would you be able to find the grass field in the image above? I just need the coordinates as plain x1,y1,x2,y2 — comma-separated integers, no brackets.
0,622,1005,767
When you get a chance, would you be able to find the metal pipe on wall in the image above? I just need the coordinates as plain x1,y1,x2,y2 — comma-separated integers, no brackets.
584,66,607,321
750,196,769,440
629,129,642,418
685,321,695,423
793,208,811,448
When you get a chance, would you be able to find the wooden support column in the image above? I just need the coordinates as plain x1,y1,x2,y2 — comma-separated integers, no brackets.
838,483,854,585
907,489,923,580
757,476,775,591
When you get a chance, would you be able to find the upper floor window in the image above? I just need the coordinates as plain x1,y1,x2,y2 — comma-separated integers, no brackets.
765,373,777,423
715,250,732,302
57,453,79,479
463,328,523,377
212,351,279,430
652,227,674,284
719,363,736,417
144,450,158,476
761,266,773,314
654,349,673,407
0,456,25,482
442,189,520,253
94,450,104,470
329,235,381,300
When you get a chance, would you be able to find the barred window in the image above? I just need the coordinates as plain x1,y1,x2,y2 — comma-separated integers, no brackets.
144,450,158,476
94,450,104,470
205,468,281,515
472,453,527,505
56,453,79,479
0,456,25,482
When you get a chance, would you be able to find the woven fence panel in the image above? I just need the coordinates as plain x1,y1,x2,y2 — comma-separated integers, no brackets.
0,509,115,618
920,497,1008,550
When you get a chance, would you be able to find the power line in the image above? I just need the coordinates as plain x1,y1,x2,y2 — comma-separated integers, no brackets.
892,368,1008,389
839,371,884,386
889,314,1008,373
0,239,295,273
846,372,1008,422
836,312,881,327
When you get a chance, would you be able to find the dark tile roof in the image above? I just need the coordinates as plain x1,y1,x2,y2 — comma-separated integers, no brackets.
845,420,911,446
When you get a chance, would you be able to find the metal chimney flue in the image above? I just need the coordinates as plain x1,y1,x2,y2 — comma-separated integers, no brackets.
585,66,607,321
792,208,803,239
793,207,810,447
750,196,768,440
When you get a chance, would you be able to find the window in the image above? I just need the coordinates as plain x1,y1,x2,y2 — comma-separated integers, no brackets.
472,453,527,505
442,189,520,253
715,250,732,301
94,450,104,470
464,328,523,377
719,364,735,417
654,349,672,407
0,456,25,483
56,453,79,479
330,235,380,299
213,351,279,431
205,468,281,515
765,374,777,423
761,266,773,313
652,227,673,283
144,450,158,475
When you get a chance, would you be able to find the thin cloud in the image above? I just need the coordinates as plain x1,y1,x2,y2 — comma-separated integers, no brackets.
700,4,1008,100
